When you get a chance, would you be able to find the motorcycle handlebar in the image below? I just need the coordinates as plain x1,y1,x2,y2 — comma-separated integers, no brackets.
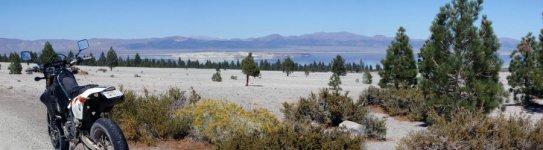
34,77,46,81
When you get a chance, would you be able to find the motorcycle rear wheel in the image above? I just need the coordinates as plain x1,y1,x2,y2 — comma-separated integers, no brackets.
90,118,128,150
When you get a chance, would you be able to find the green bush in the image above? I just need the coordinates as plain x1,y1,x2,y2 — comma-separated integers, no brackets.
211,70,222,82
398,109,543,150
176,99,280,144
111,87,190,145
8,52,22,74
363,70,372,84
215,121,364,150
282,88,385,140
359,86,427,121
363,115,387,140
282,88,367,126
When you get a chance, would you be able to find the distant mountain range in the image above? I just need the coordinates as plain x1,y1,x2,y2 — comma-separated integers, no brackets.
0,32,519,56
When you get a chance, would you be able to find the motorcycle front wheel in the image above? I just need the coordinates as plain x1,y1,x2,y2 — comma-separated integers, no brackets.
47,112,69,150
90,118,129,150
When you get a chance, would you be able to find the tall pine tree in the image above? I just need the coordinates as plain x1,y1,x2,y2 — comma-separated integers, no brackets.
241,53,260,86
419,0,503,113
331,55,346,76
379,27,417,89
106,47,118,70
38,41,59,64
97,52,106,66
508,33,542,104
282,57,295,76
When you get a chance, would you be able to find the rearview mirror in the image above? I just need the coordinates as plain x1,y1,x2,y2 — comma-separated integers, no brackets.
78,39,89,51
20,51,32,62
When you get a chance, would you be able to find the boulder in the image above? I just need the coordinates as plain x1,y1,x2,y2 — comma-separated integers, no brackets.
339,120,364,136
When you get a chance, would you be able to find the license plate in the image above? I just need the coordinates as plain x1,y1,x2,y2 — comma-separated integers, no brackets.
102,90,123,99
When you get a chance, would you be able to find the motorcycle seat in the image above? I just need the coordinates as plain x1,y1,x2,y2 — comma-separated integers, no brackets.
69,84,99,99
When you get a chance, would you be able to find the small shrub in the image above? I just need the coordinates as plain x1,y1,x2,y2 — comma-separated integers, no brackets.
111,87,190,145
398,109,543,150
282,88,385,140
355,78,360,83
216,121,364,150
282,89,365,126
110,74,115,78
359,86,384,105
211,71,222,82
134,74,141,78
8,53,22,74
363,70,372,84
79,70,89,75
359,86,427,121
230,75,237,80
363,115,387,140
188,87,201,105
97,68,108,73
176,100,280,144
70,66,80,74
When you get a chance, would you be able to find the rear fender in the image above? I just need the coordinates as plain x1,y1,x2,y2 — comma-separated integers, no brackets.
68,86,120,120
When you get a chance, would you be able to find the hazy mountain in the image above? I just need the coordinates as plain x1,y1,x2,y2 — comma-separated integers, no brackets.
0,32,519,55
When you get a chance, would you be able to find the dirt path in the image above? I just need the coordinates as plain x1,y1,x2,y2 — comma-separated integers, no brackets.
0,86,51,149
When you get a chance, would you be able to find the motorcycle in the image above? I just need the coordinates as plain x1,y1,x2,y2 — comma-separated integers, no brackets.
20,39,128,150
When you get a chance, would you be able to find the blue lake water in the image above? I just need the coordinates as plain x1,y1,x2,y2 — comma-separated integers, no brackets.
268,52,512,67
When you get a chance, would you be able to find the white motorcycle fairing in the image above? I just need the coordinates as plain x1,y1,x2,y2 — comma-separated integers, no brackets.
67,86,123,120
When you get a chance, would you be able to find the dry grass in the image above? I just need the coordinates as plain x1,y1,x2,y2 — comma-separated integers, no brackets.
398,109,543,149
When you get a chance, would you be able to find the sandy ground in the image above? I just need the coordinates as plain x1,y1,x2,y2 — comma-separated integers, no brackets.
0,62,535,150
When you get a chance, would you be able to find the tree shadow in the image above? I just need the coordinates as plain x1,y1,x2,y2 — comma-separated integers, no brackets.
523,102,543,113
417,122,430,127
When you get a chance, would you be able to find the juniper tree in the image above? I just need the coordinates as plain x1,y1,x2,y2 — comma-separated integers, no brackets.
508,33,542,104
38,41,59,64
106,47,118,70
331,55,346,76
363,70,372,84
379,27,418,89
418,0,504,113
283,57,295,76
8,52,22,74
241,53,260,86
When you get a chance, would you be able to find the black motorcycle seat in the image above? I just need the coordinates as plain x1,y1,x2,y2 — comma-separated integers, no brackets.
69,84,99,98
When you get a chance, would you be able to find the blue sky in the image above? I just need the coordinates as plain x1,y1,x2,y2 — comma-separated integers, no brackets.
0,0,541,40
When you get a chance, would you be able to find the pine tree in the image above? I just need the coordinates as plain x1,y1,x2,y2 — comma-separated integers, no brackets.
283,57,295,76
106,47,118,70
328,73,342,92
67,51,74,61
38,41,59,64
379,27,417,89
134,53,142,67
508,33,542,104
97,52,106,66
363,70,372,84
331,55,346,76
419,0,504,113
8,52,22,74
241,53,260,86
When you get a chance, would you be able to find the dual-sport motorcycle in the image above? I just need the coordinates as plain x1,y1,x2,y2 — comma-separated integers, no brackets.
21,39,128,150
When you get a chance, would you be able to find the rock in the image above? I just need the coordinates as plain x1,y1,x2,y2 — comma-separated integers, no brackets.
339,120,364,136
